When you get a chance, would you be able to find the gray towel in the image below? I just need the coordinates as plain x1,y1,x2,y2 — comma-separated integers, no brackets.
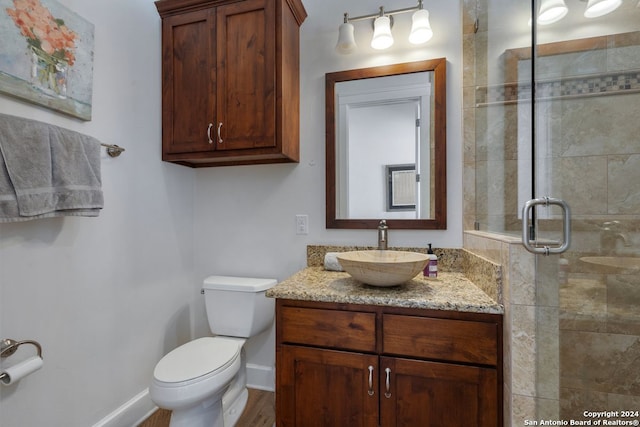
0,113,103,222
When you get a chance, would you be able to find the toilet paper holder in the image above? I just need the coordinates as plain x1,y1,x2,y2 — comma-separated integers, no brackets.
1,338,42,358
0,338,43,381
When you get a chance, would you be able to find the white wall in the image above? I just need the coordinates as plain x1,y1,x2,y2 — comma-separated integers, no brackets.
0,0,463,425
0,1,198,425
192,0,463,382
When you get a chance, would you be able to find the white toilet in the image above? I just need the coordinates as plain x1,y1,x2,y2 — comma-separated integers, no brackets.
149,275,277,427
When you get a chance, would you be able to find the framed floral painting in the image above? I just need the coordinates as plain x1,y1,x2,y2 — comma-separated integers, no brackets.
0,0,94,120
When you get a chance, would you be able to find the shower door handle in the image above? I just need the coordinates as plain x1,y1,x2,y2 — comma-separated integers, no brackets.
522,197,571,255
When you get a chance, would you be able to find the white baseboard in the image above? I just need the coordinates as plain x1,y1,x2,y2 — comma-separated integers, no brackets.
92,365,273,427
92,388,157,427
246,363,275,392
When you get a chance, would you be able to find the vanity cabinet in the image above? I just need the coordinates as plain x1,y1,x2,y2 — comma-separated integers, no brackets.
275,299,503,427
155,0,306,167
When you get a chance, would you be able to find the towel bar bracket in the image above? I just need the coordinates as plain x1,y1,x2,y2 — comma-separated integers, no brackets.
1,338,43,359
102,144,125,158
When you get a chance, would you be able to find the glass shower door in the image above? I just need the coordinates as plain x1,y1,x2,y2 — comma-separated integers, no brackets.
468,0,640,424
528,1,640,423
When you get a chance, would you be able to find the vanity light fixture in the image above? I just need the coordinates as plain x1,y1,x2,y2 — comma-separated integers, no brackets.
336,0,433,54
535,0,622,25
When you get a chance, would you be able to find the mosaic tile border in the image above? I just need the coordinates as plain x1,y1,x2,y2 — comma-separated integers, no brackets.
476,69,640,106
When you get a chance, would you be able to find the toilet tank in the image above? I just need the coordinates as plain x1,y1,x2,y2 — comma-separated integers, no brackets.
202,276,277,338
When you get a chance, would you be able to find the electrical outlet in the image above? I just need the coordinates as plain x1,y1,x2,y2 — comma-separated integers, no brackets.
295,214,309,235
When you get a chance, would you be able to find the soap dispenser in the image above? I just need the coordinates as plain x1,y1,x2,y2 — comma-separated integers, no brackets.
424,243,438,278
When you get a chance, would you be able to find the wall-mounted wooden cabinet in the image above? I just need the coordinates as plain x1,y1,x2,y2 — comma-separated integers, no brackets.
155,0,306,167
275,299,503,426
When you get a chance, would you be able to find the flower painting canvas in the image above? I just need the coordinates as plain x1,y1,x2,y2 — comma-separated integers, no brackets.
0,0,94,120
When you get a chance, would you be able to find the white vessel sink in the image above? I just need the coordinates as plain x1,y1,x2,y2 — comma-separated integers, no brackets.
580,256,640,270
336,250,430,287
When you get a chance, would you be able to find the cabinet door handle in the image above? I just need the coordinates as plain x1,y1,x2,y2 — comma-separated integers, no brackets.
217,122,223,144
207,123,214,144
384,367,392,398
367,365,374,396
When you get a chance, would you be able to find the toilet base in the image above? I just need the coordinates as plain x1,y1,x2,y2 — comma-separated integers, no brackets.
222,349,248,426
224,388,248,427
165,386,249,427
169,388,226,427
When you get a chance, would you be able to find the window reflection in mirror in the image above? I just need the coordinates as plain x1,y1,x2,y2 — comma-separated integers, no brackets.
325,59,447,229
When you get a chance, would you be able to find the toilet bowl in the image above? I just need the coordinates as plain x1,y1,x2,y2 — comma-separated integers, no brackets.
149,276,276,427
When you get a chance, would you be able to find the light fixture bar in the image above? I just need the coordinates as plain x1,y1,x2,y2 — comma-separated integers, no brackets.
336,1,431,54
343,1,423,24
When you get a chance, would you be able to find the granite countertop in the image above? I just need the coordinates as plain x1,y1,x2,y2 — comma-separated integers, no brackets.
266,267,503,315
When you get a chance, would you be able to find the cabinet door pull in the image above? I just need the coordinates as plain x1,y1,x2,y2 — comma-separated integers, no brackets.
217,122,223,144
207,123,214,144
384,367,392,398
367,365,374,396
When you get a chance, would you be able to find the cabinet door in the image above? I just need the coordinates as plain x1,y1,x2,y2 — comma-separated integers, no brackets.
216,0,276,151
161,9,216,155
278,345,379,427
380,357,498,427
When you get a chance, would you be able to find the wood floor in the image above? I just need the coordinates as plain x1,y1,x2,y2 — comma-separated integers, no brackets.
138,388,274,427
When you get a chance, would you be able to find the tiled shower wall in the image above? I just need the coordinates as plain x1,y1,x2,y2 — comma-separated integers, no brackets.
464,231,560,426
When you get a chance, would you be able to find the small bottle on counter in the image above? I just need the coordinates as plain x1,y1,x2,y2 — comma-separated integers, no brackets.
424,243,438,278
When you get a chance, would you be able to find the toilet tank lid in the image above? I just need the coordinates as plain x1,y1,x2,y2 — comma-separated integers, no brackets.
203,275,277,292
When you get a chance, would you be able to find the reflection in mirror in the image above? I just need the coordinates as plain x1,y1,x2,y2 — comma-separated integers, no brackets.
335,73,430,220
326,59,447,229
386,164,417,212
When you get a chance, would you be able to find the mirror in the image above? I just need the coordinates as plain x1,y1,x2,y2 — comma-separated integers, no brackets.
326,59,447,229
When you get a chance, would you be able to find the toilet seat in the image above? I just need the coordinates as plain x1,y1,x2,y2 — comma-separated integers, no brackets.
153,337,241,386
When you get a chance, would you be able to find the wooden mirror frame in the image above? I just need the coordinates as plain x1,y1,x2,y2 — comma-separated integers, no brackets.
325,58,447,229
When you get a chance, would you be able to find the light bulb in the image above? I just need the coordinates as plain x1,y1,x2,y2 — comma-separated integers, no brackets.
584,0,622,17
371,15,393,50
537,0,568,25
336,22,357,54
409,9,433,44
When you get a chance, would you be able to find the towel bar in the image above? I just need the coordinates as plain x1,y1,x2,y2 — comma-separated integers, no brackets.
100,143,125,158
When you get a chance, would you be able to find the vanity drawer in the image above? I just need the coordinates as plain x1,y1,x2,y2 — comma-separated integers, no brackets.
279,306,376,352
382,314,498,366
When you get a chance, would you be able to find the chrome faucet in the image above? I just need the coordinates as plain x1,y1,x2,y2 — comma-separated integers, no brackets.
378,220,388,250
601,221,632,254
